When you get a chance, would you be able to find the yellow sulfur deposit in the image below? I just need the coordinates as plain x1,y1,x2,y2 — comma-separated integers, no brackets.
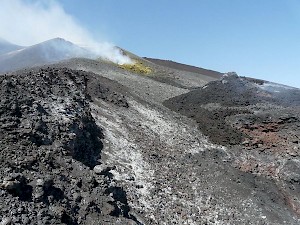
119,60,152,74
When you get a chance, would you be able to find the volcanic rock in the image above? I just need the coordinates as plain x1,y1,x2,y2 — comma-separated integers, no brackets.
0,47,300,224
0,67,139,224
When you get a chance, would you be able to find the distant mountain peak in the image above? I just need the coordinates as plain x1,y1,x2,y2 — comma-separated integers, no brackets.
34,37,76,48
0,37,94,73
0,38,23,55
43,37,70,43
0,37,9,43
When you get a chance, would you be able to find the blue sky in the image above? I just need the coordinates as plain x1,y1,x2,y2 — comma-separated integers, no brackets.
15,0,300,87
57,0,300,88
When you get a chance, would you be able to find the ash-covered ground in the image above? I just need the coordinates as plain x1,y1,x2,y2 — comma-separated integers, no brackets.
165,73,300,222
0,60,299,225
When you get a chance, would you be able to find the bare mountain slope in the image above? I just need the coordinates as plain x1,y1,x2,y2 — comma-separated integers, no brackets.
144,57,223,79
0,40,300,224
1,64,300,224
53,56,219,91
165,73,300,222
0,38,23,55
0,38,92,73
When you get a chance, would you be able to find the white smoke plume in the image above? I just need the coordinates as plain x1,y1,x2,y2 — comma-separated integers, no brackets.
0,0,132,64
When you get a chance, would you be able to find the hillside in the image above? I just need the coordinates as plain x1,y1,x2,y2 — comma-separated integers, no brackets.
0,38,92,73
0,38,300,224
0,38,23,55
144,57,223,79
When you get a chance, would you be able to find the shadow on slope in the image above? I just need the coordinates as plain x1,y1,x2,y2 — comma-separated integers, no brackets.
164,73,300,146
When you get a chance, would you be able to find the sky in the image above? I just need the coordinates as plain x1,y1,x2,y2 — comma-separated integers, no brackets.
1,0,300,88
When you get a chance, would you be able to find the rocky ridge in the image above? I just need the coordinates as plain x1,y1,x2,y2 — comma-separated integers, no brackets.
164,73,300,221
0,68,140,224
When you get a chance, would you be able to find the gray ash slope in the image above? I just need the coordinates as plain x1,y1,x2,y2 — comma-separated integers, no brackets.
0,48,300,224
143,57,223,79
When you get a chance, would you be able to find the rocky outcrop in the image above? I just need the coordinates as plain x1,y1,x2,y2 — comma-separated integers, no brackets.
164,74,300,220
0,68,138,224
